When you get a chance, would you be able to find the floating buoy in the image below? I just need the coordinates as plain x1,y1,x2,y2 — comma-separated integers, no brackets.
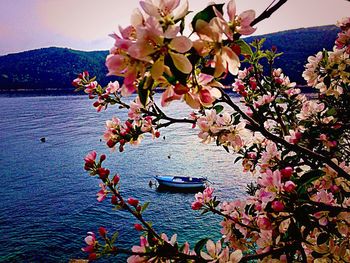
40,137,46,142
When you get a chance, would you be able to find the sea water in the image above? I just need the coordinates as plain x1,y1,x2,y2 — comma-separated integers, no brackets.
0,94,253,262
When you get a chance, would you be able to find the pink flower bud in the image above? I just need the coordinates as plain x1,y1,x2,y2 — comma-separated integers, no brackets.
99,154,106,162
98,227,107,238
281,167,293,179
119,144,124,152
241,91,248,97
271,200,285,212
257,216,272,230
249,79,257,90
330,185,340,193
88,253,97,261
127,198,139,207
107,139,116,148
93,101,100,107
97,168,110,180
111,195,118,205
231,44,241,56
134,224,143,231
155,131,160,138
274,77,283,85
113,174,120,185
284,181,296,192
191,201,203,210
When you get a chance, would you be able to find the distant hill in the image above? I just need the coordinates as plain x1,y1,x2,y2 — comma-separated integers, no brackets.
244,25,339,84
0,47,119,93
0,25,340,93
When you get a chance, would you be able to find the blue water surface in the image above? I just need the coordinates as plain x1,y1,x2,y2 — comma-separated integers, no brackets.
0,94,253,262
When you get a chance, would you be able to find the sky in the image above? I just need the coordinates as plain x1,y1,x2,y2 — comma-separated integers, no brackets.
0,0,349,55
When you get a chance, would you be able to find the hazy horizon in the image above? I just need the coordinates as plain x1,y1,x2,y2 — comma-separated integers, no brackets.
1,0,349,55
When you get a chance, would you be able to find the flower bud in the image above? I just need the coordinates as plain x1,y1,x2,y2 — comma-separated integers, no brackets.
134,224,143,231
155,131,160,138
231,44,241,56
98,227,107,238
127,198,139,207
257,216,272,230
271,200,285,212
111,195,118,205
93,101,100,107
99,154,106,163
97,168,110,180
113,174,120,185
119,144,124,152
107,139,116,148
88,253,97,261
191,201,203,210
330,185,340,193
281,167,293,179
284,181,296,192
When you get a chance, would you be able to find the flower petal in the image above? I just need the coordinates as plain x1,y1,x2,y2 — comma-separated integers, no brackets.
151,57,164,80
227,0,237,22
222,46,240,75
174,0,188,20
169,36,192,53
230,249,243,262
139,1,159,18
206,239,216,257
169,51,192,74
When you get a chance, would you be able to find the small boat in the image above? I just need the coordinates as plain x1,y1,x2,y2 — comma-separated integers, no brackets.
154,175,207,190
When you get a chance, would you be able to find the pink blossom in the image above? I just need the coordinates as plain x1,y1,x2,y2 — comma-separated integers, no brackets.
84,81,98,94
97,183,108,202
284,181,296,192
281,167,293,179
257,216,272,230
82,232,96,253
271,200,285,212
193,18,240,77
84,151,97,170
214,0,256,38
127,197,139,207
127,236,149,263
105,81,120,94
296,100,325,120
191,187,214,210
312,189,336,205
254,93,275,107
200,239,222,261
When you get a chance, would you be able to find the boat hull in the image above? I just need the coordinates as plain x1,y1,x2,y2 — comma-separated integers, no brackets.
154,176,206,190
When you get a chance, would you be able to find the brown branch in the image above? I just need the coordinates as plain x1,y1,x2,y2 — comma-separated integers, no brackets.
250,0,288,27
240,242,296,262
220,92,350,182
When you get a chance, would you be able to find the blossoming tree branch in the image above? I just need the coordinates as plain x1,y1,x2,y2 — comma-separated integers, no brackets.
72,0,350,261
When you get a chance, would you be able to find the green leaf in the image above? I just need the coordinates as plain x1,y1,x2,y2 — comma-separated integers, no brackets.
191,4,224,31
236,39,253,56
222,145,230,153
164,54,189,85
194,238,208,256
213,105,224,114
111,231,119,244
141,202,150,213
138,79,150,107
297,169,325,194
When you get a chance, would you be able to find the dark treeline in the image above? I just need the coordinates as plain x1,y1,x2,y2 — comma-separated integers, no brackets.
0,25,339,94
